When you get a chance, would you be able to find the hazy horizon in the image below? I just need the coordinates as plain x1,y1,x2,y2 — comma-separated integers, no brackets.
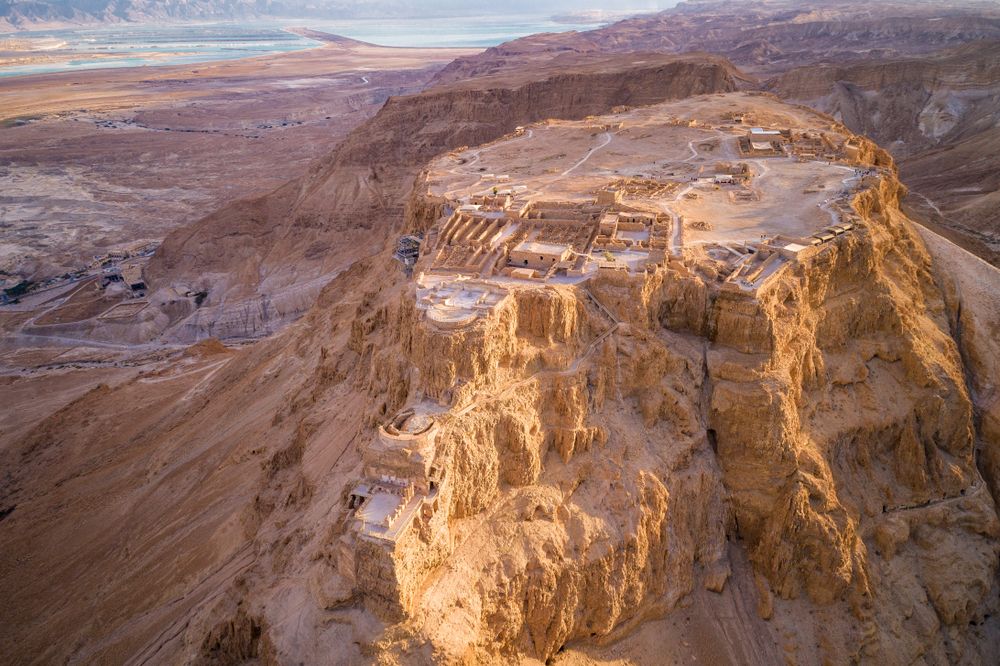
0,0,683,25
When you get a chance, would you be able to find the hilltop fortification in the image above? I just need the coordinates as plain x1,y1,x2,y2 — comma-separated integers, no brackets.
4,91,997,665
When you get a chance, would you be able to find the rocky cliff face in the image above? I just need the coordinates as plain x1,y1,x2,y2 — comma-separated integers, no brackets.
6,7,1000,659
701,176,999,663
337,274,728,661
294,149,998,663
770,42,1000,157
4,110,999,663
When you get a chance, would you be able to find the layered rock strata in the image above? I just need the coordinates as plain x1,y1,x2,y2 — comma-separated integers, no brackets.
320,140,998,662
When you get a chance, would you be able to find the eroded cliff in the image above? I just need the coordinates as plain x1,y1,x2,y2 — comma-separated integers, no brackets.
769,41,1000,266
201,118,996,662
3,80,999,666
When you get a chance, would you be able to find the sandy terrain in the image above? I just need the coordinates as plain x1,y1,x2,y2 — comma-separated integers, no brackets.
0,332,188,450
0,38,478,279
676,158,854,245
0,362,136,450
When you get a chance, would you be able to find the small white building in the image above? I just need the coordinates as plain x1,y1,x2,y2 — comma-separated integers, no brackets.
509,240,573,270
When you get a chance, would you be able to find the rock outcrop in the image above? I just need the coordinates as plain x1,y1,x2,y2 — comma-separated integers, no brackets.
178,114,995,663
769,41,1000,266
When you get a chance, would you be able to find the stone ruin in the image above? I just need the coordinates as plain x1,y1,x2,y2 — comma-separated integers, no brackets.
339,407,451,620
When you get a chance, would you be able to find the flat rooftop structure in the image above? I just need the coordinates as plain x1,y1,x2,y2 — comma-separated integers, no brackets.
514,240,573,256
352,484,426,543
356,491,403,527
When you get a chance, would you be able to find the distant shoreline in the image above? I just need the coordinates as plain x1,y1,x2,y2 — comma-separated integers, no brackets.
0,15,607,79
0,12,613,35
550,9,657,25
281,26,499,52
0,24,324,79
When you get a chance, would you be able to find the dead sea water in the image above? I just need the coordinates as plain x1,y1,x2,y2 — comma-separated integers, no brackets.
0,14,606,78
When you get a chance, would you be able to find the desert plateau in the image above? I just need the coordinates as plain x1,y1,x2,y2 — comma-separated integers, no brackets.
2,1,1000,665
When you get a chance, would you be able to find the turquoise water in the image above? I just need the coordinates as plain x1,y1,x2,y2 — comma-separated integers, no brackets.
0,24,321,78
0,15,611,78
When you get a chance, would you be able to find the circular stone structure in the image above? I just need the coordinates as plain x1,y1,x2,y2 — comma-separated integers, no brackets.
368,408,441,482
383,409,435,437
416,278,509,330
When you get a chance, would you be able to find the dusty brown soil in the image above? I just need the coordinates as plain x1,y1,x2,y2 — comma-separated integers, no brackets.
2,86,998,665
0,39,478,279
0,365,137,450
0,310,32,333
1,6,999,665
32,279,117,325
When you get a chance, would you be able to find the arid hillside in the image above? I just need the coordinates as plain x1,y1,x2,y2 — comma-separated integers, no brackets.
2,91,999,664
434,0,1000,82
772,40,1000,265
2,3,1000,665
127,0,1000,343
0,37,476,280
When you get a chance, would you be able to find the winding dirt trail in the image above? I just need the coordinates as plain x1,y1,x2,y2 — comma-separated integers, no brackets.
447,128,535,176
559,131,612,177
443,129,535,199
